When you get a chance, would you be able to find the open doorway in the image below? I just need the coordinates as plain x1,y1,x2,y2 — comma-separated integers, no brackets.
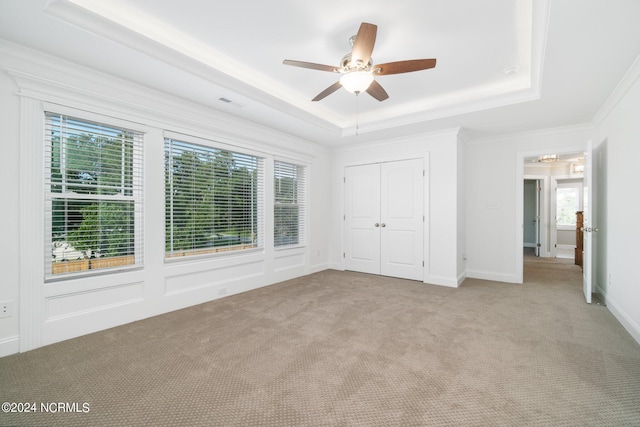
554,178,584,260
523,179,540,256
517,144,605,305
521,151,584,262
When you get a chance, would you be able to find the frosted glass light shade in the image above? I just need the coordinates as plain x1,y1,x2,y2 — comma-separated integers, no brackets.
340,71,374,93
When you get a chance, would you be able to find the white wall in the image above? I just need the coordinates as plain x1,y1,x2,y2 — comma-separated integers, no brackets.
0,41,331,356
0,47,21,355
465,126,594,283
457,131,468,282
594,58,640,343
329,129,464,287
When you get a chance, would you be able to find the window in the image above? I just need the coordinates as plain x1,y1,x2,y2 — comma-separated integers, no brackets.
274,160,306,247
45,113,144,277
165,137,264,258
557,187,580,227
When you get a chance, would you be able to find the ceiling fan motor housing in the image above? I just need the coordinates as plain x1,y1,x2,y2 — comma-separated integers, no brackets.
341,53,372,73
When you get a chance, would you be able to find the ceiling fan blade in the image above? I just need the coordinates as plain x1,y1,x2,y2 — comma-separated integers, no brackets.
366,79,389,102
373,59,437,75
283,60,339,73
351,22,377,66
312,81,342,101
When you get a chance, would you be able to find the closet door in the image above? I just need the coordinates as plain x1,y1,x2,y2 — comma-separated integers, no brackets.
380,159,424,280
344,163,381,274
344,159,424,281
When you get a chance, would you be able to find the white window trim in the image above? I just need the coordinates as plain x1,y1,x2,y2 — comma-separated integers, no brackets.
43,110,146,281
163,131,267,261
273,156,309,251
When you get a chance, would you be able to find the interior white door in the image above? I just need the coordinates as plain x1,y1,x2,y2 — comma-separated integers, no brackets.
535,179,541,257
344,159,424,281
582,141,593,304
380,159,424,280
344,163,381,275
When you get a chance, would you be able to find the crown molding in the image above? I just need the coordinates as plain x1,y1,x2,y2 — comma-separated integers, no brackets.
44,0,549,138
592,52,640,127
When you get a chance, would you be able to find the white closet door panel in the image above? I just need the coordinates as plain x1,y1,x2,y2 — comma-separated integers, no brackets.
380,159,424,281
344,163,381,275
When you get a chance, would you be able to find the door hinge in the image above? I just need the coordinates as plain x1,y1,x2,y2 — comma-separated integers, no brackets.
343,252,345,258
423,215,425,222
423,170,426,177
343,177,346,183
343,214,346,220
422,261,424,267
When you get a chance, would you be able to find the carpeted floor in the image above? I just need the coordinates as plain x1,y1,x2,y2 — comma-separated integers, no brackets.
1,258,639,426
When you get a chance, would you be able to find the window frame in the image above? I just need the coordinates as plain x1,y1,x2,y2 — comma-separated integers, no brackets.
164,133,265,261
556,180,583,230
273,159,307,249
44,111,145,281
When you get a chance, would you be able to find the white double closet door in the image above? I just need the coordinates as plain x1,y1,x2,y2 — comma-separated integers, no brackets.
344,158,424,281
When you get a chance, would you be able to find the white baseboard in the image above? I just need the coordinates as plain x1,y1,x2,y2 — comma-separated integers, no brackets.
309,262,329,274
0,335,20,357
457,271,467,287
425,274,460,288
466,269,519,284
556,244,574,250
603,294,640,346
328,262,343,271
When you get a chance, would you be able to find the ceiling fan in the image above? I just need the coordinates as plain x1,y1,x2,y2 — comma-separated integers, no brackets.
283,22,436,102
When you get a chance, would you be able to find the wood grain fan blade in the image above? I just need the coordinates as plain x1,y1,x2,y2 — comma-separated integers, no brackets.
283,60,339,73
373,59,437,75
351,22,377,66
312,81,342,101
366,79,389,101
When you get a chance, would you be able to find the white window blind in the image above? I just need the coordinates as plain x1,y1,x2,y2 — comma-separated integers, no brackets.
165,138,264,258
44,112,144,278
274,160,306,247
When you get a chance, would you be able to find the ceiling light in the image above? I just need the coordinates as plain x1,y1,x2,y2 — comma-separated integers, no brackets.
538,154,558,163
340,71,374,94
572,163,585,174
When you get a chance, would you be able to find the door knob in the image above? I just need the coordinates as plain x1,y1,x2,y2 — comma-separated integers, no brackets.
381,223,386,227
374,223,380,227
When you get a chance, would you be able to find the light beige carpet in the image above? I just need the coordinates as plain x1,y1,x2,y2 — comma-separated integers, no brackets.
1,259,639,426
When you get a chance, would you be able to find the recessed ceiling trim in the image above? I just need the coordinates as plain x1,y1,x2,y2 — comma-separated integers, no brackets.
45,0,549,138
44,0,347,134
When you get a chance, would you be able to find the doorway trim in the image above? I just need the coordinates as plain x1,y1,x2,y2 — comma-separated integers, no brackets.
515,144,586,283
523,175,550,257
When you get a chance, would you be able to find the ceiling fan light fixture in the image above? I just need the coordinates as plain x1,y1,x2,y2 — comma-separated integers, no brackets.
538,154,559,163
340,71,374,94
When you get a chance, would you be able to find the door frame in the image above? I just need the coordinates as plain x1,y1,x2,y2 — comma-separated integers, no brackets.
524,175,550,257
515,144,586,283
340,153,430,282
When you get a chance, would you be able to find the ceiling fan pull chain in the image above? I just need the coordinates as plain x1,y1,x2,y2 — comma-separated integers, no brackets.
355,92,360,136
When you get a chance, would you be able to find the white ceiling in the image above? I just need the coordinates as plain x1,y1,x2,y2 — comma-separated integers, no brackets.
1,0,640,147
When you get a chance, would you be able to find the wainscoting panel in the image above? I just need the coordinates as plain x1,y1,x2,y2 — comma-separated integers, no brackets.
43,282,145,345
165,260,265,296
274,249,305,273
45,282,145,321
